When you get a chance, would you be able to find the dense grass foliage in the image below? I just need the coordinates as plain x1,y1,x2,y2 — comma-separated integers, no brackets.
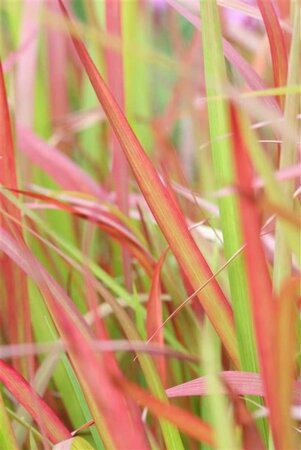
0,1,300,449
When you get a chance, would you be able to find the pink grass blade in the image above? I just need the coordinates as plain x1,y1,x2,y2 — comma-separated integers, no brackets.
46,0,69,131
166,371,301,402
105,0,131,288
58,0,239,367
256,0,288,103
230,105,288,450
17,124,106,199
15,0,40,127
0,360,70,444
146,249,168,384
0,228,149,450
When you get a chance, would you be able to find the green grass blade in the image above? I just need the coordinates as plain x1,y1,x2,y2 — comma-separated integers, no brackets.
0,392,19,450
199,0,257,372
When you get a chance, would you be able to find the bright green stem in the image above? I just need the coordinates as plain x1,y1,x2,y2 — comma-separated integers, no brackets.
199,0,257,373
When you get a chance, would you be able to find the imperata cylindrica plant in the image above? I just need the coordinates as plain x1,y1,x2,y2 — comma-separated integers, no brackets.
0,0,300,449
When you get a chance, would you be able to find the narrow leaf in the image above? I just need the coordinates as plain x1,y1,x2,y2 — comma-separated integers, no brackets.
231,105,285,450
58,0,239,367
0,391,19,450
166,370,301,401
0,228,149,450
256,0,288,97
146,249,168,384
0,360,70,444
119,378,215,446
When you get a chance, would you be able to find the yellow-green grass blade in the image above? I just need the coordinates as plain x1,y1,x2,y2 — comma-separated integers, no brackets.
122,0,152,152
199,0,257,373
201,319,240,450
0,392,19,450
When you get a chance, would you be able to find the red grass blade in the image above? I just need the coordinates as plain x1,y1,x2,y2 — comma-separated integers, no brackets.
0,62,31,374
0,228,149,450
0,360,70,444
119,378,215,446
58,0,239,367
230,104,288,450
256,0,288,100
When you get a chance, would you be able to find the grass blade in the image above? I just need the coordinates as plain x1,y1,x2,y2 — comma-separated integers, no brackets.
119,378,215,446
256,0,288,97
58,0,239,368
273,3,300,288
231,105,286,450
0,228,149,450
146,249,168,384
0,392,19,450
0,62,31,374
199,0,257,373
276,277,300,449
0,360,70,444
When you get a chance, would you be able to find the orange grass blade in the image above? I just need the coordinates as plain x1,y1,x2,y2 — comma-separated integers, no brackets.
58,0,239,367
276,277,300,448
0,360,70,444
119,378,215,446
146,249,168,384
